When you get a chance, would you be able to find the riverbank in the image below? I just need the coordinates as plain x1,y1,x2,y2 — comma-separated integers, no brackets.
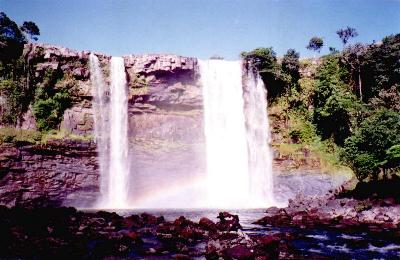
1,194,399,259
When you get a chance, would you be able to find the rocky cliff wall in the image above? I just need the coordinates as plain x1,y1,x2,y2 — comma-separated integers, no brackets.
0,44,205,207
0,140,99,207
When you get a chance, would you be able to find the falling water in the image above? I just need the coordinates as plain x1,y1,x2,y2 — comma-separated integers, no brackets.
200,60,275,208
200,60,250,208
90,55,130,209
89,54,110,202
107,57,130,208
245,69,275,206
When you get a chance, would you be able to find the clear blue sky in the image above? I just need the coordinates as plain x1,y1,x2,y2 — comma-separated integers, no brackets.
1,0,399,59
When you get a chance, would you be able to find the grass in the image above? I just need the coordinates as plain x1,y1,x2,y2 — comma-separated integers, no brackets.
41,129,93,144
0,127,43,144
269,93,353,176
0,127,92,145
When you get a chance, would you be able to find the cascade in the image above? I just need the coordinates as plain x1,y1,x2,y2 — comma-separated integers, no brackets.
90,55,130,208
245,69,275,206
108,57,130,208
89,54,110,202
199,59,275,208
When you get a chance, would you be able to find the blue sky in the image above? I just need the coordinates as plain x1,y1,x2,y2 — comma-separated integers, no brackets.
1,0,399,59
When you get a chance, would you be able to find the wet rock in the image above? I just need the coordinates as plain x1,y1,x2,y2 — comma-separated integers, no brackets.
225,244,254,259
199,217,217,232
216,212,242,231
252,235,280,258
172,253,191,260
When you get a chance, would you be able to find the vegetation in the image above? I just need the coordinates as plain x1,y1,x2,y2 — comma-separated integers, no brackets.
32,69,74,131
1,12,74,132
336,26,358,46
306,37,324,54
1,10,399,189
0,127,42,145
243,31,400,184
20,21,40,41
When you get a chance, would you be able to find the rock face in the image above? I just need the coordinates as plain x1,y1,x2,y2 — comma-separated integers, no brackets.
13,44,202,136
0,140,99,207
0,44,204,207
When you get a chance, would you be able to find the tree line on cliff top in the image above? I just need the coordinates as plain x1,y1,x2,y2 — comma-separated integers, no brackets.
242,29,400,183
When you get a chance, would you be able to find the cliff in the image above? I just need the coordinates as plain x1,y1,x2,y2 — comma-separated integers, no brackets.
0,43,205,207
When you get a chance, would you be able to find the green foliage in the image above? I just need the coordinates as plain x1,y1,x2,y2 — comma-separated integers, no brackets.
282,49,301,83
384,145,400,169
0,57,35,125
313,54,361,145
241,47,277,71
32,69,73,131
359,34,400,102
0,127,42,144
306,37,324,53
343,109,400,181
241,47,297,100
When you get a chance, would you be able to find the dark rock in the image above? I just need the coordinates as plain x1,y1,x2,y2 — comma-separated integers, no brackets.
199,217,217,232
225,244,253,259
254,235,280,258
216,212,242,231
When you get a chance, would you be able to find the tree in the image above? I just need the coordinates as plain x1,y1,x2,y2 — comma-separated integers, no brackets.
337,26,358,46
329,47,339,54
20,21,40,41
343,109,400,181
241,47,287,100
341,43,367,100
241,47,277,71
312,55,361,145
360,34,400,102
0,12,27,61
282,49,300,83
306,37,324,54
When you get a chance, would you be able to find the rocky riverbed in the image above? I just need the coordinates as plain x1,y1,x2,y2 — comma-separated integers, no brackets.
1,193,400,260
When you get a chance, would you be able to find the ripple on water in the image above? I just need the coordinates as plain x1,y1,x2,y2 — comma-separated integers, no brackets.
325,243,352,253
368,244,400,254
306,234,330,240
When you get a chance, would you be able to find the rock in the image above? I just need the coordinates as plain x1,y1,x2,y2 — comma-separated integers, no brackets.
216,212,242,231
224,245,253,259
199,217,217,232
172,253,191,260
0,141,99,207
254,235,280,258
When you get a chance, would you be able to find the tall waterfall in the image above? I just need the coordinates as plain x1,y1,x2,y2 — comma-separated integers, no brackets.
245,69,275,206
90,55,130,209
108,57,130,208
199,60,275,208
89,54,110,203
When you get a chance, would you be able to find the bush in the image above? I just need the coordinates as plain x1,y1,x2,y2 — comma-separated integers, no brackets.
343,109,400,181
32,70,73,131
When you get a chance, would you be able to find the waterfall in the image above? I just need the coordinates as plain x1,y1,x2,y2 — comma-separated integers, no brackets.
90,55,130,209
108,57,130,208
89,53,110,202
245,69,275,206
200,60,250,208
200,60,275,208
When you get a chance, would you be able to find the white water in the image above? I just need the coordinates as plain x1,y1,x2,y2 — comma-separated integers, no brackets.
200,60,275,208
90,55,130,209
89,54,110,202
200,60,250,208
107,57,130,208
245,70,275,206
